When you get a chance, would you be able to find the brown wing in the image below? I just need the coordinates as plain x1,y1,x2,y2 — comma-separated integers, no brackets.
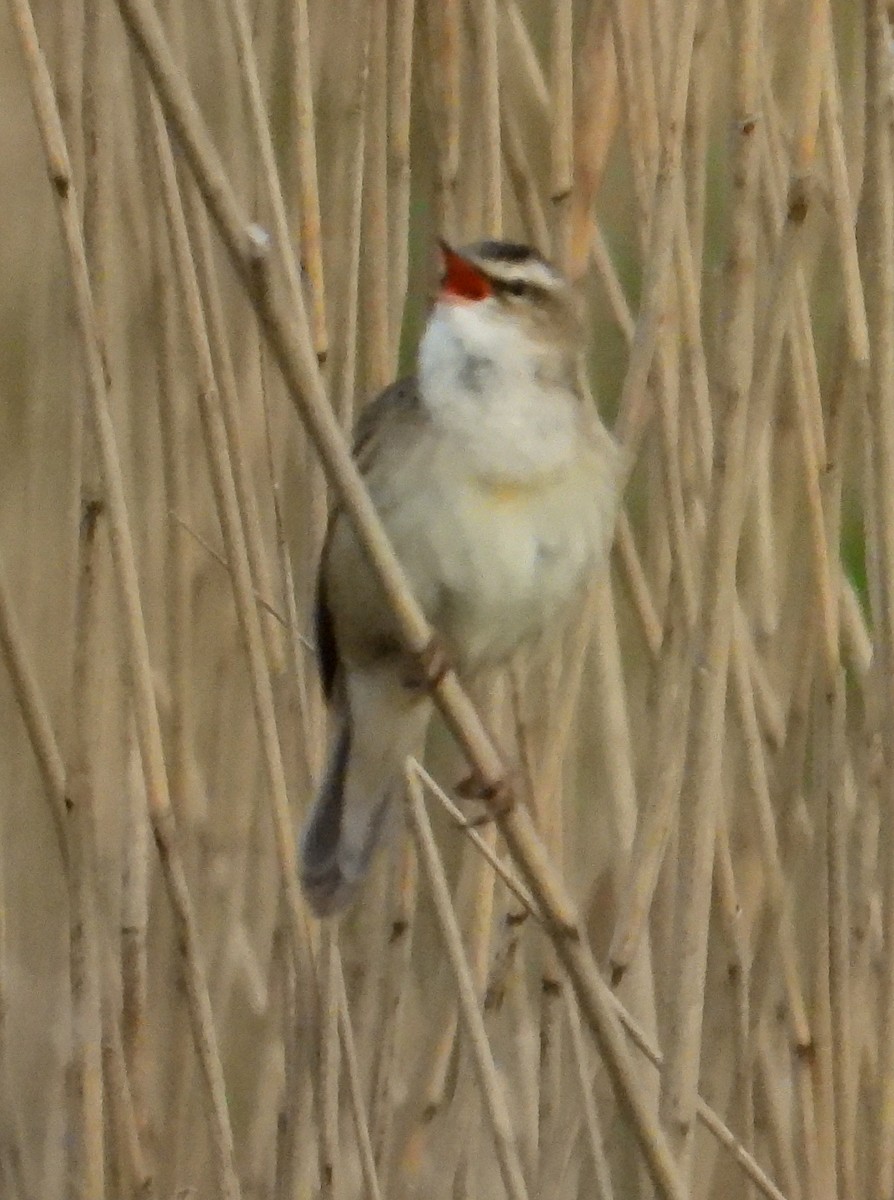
314,377,422,701
351,375,422,472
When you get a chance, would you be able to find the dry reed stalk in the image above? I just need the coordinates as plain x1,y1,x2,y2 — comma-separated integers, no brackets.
421,754,789,1200
564,982,615,1200
589,219,636,342
659,0,760,1174
393,1004,459,1179
66,500,107,1200
654,334,700,629
537,931,564,1185
765,633,823,1199
1,544,154,1199
809,674,848,1199
243,1014,284,1197
619,0,710,657
153,204,197,835
222,0,306,324
368,835,418,1184
168,512,290,629
512,660,578,1183
611,0,701,459
607,612,689,979
346,857,396,1099
673,202,713,497
99,941,154,1199
289,0,327,362
810,75,868,1183
532,601,597,827
424,0,460,236
614,513,665,657
7,6,242,1196
0,551,70,867
406,770,530,1200
712,806,755,1193
271,923,296,1200
640,429,674,633
217,0,324,671
549,0,573,267
0,848,35,1200
862,3,894,1194
589,576,662,1073
729,623,810,1049
737,603,787,750
203,797,269,1022
387,0,416,356
746,438,782,648
756,1018,803,1200
362,0,391,392
827,733,857,1200
391,793,503,1187
500,0,549,112
822,37,870,368
334,956,384,1200
258,380,324,801
144,72,315,997
333,0,373,429
681,5,712,291
790,894,823,1197
504,939,540,1180
752,23,842,681
501,102,551,254
187,195,284,670
608,0,653,235
470,0,502,235
567,3,618,280
616,0,711,669
316,926,341,1199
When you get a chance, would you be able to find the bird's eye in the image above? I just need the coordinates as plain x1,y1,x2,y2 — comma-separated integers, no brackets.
502,279,528,297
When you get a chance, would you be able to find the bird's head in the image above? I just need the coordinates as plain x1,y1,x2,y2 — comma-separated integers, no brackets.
422,239,582,387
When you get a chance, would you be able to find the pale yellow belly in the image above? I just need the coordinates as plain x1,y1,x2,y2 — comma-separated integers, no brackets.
388,464,606,671
327,448,615,677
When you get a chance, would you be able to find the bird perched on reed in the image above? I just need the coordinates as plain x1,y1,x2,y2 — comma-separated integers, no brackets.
300,238,622,916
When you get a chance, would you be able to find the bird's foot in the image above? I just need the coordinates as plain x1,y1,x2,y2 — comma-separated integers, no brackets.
455,772,516,822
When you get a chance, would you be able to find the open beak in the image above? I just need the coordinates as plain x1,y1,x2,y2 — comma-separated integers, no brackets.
437,239,493,302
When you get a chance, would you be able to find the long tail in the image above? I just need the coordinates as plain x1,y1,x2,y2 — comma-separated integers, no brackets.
299,667,432,916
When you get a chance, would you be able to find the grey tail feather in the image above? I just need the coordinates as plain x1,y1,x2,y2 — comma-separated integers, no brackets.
299,718,353,915
299,718,390,917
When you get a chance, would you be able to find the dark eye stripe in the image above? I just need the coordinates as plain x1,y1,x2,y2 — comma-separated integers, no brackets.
490,276,542,300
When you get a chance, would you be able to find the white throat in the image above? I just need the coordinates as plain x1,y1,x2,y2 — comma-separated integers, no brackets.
418,300,579,480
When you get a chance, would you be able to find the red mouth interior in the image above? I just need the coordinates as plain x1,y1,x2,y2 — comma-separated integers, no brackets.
439,243,492,301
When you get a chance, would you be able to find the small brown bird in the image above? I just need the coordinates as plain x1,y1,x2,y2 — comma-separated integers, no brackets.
300,239,622,915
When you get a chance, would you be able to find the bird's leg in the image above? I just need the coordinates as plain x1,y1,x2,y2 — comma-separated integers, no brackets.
455,772,516,821
404,636,517,819
401,634,452,692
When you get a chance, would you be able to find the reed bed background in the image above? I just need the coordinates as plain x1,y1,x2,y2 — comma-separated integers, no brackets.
0,1,887,1198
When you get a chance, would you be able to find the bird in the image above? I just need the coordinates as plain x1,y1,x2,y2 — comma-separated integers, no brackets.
299,238,623,916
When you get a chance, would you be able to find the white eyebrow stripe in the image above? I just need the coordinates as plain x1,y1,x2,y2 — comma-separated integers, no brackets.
478,259,562,291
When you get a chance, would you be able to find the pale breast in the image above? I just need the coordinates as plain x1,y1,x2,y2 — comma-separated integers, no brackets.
393,450,614,672
325,378,620,679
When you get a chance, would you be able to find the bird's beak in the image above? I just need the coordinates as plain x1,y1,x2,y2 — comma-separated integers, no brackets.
437,239,492,303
